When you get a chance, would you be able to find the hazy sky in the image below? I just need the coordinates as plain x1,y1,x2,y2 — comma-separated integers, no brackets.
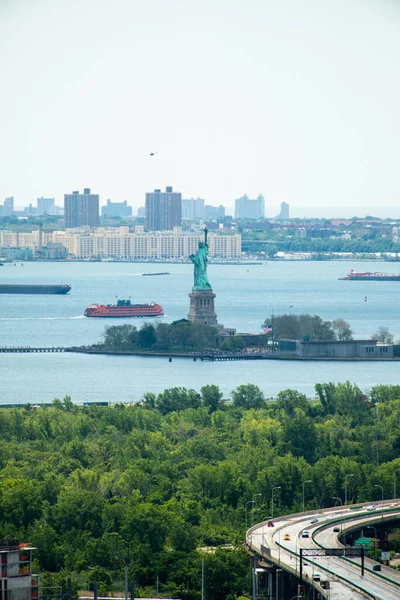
1,0,399,218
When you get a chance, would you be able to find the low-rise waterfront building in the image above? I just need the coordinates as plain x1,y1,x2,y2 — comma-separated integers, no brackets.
0,247,34,260
290,339,395,359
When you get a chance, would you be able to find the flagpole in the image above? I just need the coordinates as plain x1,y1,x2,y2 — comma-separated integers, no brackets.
271,309,274,351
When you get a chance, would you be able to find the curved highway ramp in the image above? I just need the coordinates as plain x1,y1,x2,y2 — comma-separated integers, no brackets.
247,501,400,599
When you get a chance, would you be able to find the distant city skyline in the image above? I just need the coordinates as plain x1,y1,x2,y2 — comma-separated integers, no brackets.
1,0,399,219
4,192,400,220
0,190,400,219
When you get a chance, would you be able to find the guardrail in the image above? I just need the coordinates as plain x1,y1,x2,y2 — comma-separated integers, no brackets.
247,516,378,600
246,521,331,600
311,506,400,591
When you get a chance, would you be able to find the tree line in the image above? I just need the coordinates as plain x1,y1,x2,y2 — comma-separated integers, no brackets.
262,313,397,344
242,233,400,255
1,382,400,598
100,320,249,353
99,314,396,356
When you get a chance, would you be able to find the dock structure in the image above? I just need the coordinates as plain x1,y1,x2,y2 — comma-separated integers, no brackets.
0,347,269,359
0,347,69,353
201,353,267,361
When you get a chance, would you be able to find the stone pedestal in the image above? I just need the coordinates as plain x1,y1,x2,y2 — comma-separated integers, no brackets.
188,289,218,326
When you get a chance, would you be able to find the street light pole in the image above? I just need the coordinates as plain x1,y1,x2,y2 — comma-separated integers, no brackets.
374,403,379,467
375,484,384,520
333,496,343,532
271,487,281,520
367,525,378,560
245,500,255,532
302,480,312,513
344,474,354,506
252,493,262,527
394,469,400,499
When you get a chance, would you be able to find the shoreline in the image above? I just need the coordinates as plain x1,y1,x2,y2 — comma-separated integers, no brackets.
1,346,399,361
3,256,400,264
67,348,400,361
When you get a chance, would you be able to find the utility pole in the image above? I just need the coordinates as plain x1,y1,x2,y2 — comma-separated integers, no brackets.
124,564,128,600
375,403,380,466
201,557,205,600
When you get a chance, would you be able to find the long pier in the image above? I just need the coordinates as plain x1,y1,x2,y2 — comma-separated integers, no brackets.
0,347,269,359
200,353,267,361
0,347,69,353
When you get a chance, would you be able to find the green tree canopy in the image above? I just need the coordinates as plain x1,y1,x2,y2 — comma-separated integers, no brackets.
332,318,353,341
231,384,265,409
262,313,336,341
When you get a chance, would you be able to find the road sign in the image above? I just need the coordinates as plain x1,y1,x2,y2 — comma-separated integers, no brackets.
381,551,390,561
354,540,371,550
300,547,366,581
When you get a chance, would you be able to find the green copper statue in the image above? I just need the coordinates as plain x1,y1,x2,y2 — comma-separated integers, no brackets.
190,228,212,290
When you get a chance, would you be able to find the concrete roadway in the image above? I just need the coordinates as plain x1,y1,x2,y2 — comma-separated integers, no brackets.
247,501,400,600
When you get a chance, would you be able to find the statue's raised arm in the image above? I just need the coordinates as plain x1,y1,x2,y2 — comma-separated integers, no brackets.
189,228,212,290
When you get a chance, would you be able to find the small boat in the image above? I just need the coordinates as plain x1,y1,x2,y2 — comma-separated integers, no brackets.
142,272,170,276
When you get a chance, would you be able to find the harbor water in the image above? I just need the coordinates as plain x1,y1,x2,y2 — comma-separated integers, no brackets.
1,260,400,404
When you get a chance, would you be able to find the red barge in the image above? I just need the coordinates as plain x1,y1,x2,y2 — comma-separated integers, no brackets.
84,299,164,318
339,269,400,281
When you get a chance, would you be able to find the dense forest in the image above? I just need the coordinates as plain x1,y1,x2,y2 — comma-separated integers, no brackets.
1,382,400,599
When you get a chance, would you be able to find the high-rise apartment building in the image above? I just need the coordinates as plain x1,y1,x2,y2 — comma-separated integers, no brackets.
278,202,289,220
182,198,205,220
145,186,182,231
64,188,99,228
204,204,225,219
235,194,265,219
0,197,14,217
37,197,55,215
101,200,132,217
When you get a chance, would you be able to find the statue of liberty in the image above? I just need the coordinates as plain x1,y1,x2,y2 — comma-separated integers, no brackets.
190,228,212,290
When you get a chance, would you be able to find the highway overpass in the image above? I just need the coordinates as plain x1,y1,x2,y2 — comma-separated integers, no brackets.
247,500,400,599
